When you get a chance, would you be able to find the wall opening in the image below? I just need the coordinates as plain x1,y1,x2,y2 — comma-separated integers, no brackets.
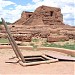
28,14,32,17
50,11,53,16
12,26,15,27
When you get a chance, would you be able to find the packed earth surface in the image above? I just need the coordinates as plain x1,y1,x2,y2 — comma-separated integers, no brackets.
0,48,75,75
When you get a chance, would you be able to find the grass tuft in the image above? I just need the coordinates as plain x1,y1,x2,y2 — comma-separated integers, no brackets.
42,42,75,50
0,38,9,43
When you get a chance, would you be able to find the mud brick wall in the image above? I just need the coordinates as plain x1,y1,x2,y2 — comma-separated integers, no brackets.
13,5,64,25
47,35,69,42
13,11,33,25
13,34,32,42
1,5,75,42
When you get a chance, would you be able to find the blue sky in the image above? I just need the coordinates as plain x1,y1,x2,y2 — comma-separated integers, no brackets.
8,0,34,5
0,0,75,26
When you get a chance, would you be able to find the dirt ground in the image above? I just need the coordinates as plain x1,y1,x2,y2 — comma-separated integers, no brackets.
0,49,75,75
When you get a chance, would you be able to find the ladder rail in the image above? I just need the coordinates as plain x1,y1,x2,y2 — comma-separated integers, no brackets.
1,18,25,63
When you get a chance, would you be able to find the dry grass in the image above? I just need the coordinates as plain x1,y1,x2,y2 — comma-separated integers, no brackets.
0,37,75,50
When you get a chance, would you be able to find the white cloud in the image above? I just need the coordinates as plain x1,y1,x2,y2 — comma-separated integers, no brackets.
61,0,74,3
0,0,15,8
0,0,75,26
0,0,16,22
32,0,58,7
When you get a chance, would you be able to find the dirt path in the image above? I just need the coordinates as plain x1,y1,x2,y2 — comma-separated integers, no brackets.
0,49,75,75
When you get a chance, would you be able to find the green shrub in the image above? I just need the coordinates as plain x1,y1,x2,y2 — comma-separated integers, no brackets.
59,39,65,42
0,21,11,25
32,38,39,42
0,38,9,43
0,21,2,25
42,42,75,50
30,43,37,50
62,43,75,50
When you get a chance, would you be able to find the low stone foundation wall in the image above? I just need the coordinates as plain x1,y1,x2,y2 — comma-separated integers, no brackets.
0,45,33,50
0,45,75,56
37,47,75,56
47,35,69,42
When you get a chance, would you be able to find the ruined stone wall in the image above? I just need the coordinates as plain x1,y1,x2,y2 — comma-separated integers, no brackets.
12,5,64,26
2,5,75,42
12,11,33,25
21,11,33,19
23,5,64,25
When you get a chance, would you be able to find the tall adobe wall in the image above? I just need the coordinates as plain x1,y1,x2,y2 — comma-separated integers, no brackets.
21,11,33,20
22,5,64,25
12,5,64,26
12,11,33,25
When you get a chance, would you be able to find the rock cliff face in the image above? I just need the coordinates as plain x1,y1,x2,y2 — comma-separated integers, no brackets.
13,5,64,26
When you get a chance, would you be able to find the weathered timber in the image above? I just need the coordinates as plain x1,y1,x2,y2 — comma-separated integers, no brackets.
19,59,58,66
1,18,25,63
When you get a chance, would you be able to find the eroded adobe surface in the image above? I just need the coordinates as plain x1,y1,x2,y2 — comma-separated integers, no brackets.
1,5,75,42
13,5,63,25
13,11,33,25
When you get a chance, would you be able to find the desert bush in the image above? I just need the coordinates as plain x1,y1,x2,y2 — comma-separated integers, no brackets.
42,42,75,50
0,38,9,43
62,43,75,50
32,38,39,42
30,43,37,50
